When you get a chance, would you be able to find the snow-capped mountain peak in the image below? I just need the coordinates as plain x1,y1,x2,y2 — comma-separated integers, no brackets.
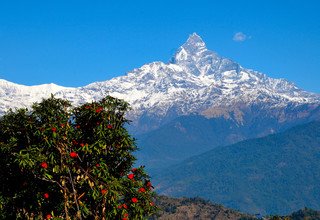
0,33,319,132
179,33,207,54
171,33,239,78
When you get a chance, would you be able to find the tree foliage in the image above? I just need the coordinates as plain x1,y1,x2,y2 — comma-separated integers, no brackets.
0,95,156,219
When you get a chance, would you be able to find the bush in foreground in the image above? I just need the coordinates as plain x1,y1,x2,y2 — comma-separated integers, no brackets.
0,95,156,219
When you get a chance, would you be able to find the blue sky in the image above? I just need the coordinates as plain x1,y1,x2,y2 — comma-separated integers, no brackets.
0,0,319,93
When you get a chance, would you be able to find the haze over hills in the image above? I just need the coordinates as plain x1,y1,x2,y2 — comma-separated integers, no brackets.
1,33,320,168
153,121,320,215
1,33,320,216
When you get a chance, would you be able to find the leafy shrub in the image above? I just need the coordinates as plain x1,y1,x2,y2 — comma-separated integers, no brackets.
0,95,156,219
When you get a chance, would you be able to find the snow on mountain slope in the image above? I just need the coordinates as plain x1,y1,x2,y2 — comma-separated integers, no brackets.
1,33,319,130
0,79,75,114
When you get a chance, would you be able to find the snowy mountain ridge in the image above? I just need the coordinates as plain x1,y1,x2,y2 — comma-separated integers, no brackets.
1,33,319,128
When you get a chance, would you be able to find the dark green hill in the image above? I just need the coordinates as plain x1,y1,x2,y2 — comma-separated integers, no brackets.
151,196,255,220
152,196,320,220
287,207,320,220
153,121,320,215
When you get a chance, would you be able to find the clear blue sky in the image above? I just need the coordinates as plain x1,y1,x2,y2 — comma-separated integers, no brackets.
0,0,319,93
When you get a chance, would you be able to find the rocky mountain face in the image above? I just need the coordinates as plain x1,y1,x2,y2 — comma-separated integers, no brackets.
1,33,320,167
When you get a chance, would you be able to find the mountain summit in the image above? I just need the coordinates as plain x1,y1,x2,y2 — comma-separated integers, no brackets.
174,33,207,57
0,33,319,134
185,33,206,47
1,34,319,215
171,33,238,77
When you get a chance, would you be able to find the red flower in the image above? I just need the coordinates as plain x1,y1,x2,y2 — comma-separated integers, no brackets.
51,127,57,133
138,187,146,193
96,107,103,113
107,124,113,129
40,162,48,169
131,168,137,172
150,201,155,206
95,164,100,167
60,123,65,128
118,203,127,209
131,197,138,203
43,193,49,199
70,152,78,158
127,173,134,180
101,189,107,195
85,105,91,109
122,213,129,220
76,125,80,129
46,214,52,219
146,181,152,189
80,143,85,147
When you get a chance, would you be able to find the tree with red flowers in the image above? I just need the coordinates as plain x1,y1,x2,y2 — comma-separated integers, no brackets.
0,95,156,219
